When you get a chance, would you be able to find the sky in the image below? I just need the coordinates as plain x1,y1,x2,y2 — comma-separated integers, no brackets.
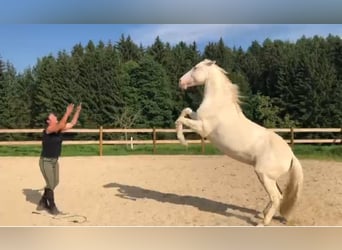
1,24,342,73
1,0,342,23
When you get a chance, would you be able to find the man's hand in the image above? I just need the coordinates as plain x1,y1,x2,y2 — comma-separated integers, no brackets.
76,103,82,112
66,103,74,115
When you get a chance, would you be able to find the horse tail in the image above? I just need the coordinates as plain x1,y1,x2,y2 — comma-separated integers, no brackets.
280,155,303,219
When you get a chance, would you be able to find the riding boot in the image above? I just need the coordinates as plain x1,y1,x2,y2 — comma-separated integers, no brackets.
36,188,49,211
45,188,60,215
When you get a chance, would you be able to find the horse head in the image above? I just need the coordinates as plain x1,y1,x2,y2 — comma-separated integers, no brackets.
179,59,216,90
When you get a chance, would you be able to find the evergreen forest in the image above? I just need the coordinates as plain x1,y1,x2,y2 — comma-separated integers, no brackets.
1,34,342,135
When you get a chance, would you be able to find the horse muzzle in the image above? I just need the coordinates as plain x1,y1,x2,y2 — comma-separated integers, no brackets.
179,80,188,90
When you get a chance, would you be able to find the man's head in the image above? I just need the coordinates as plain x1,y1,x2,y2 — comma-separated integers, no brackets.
46,113,58,126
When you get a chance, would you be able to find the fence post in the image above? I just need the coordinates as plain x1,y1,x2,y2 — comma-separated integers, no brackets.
201,136,205,154
99,126,103,156
290,127,294,148
152,127,157,154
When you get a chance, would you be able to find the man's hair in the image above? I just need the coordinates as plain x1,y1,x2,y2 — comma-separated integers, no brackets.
45,115,50,126
45,113,54,126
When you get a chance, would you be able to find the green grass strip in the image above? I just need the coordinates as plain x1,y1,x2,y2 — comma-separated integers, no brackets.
0,144,341,161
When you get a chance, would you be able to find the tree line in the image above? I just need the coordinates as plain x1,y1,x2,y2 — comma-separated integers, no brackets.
0,34,341,140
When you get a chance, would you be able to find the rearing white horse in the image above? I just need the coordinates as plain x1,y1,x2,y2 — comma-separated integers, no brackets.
176,59,303,226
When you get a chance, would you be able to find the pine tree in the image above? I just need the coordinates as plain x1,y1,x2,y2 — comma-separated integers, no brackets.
116,34,143,63
31,55,60,127
128,56,173,128
203,38,234,71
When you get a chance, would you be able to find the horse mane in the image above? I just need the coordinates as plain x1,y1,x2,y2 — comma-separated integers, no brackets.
230,83,242,107
212,63,242,109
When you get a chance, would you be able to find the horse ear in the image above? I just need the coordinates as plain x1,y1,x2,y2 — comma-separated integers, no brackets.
205,60,216,66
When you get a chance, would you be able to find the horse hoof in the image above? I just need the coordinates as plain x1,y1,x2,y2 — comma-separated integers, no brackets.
256,223,265,227
184,108,192,115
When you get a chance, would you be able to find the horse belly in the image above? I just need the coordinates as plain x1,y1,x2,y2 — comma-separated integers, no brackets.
208,132,256,165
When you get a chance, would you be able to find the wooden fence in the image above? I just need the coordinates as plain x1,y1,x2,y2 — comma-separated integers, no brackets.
0,127,341,155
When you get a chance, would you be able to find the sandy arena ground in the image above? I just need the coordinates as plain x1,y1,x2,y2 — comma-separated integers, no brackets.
0,155,342,226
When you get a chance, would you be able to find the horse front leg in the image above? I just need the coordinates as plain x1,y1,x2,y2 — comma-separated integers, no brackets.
175,116,205,145
176,108,198,145
179,107,198,120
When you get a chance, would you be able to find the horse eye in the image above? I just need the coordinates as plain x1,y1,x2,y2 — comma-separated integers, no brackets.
193,66,197,70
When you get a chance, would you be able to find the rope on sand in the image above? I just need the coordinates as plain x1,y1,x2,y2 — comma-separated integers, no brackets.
32,211,87,224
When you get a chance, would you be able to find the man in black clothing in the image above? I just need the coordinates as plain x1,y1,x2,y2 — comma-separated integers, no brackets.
37,103,82,215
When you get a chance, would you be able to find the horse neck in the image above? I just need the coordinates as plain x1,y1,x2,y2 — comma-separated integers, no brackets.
202,72,240,112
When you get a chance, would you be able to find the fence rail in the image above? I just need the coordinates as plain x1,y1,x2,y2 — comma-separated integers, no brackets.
0,127,341,155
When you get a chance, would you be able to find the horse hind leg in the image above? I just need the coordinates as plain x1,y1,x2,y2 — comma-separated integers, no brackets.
256,172,282,226
256,201,271,219
258,182,283,219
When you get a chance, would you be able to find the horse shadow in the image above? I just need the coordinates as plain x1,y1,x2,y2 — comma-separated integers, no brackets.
22,188,42,206
103,182,261,226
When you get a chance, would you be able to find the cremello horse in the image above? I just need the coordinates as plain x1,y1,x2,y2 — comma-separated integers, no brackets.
176,59,303,226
